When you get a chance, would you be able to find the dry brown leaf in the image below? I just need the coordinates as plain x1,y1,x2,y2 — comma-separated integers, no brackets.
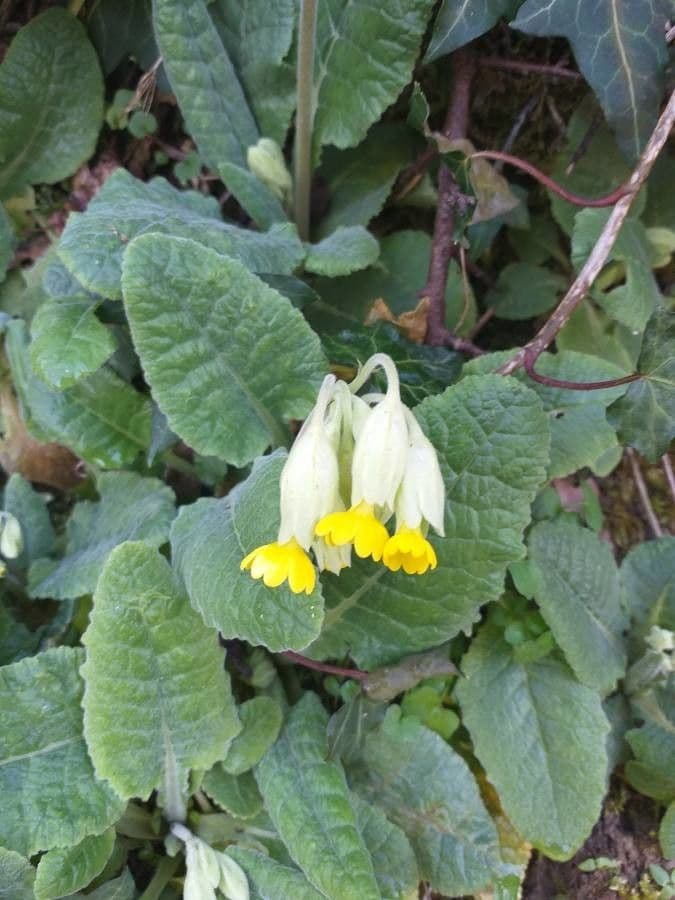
365,296,430,343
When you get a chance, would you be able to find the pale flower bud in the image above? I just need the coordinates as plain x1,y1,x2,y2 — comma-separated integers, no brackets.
246,138,292,202
0,512,22,559
351,391,408,511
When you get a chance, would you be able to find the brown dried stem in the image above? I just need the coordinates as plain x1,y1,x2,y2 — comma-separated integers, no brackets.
280,650,368,682
479,55,583,81
661,453,675,506
627,449,663,538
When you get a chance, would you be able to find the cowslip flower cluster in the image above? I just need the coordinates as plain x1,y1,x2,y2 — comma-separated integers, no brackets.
241,353,445,595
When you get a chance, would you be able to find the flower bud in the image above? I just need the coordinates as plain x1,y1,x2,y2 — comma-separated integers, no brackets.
0,512,22,559
247,138,292,202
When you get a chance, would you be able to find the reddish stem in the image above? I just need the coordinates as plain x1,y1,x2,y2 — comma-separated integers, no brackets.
479,55,583,81
523,353,641,391
470,150,632,207
280,650,368,681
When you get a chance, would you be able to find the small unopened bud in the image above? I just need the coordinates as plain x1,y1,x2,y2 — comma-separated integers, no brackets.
0,512,22,559
247,138,292,202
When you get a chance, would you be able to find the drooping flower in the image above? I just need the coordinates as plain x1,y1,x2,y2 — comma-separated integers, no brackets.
172,823,249,900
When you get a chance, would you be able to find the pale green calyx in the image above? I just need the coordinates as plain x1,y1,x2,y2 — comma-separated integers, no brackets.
171,823,249,900
246,137,293,202
0,511,23,559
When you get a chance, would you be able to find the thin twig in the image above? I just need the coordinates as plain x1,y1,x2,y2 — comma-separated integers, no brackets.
497,88,675,377
661,454,675,505
467,306,495,340
470,150,631,207
627,449,664,538
523,355,641,391
293,0,318,241
422,47,476,347
479,55,583,81
497,93,541,168
281,651,368,681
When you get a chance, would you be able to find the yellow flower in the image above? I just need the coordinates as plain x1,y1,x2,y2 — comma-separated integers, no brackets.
315,501,389,561
240,538,316,594
382,526,437,575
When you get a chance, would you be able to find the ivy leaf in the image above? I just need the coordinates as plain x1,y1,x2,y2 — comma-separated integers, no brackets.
228,848,325,900
30,297,115,389
485,262,566,321
255,693,380,900
425,0,521,62
153,0,258,169
512,0,669,160
0,647,124,857
0,848,35,900
308,375,549,668
122,234,326,467
304,226,380,277
6,319,151,469
58,170,303,299
625,677,675,802
313,0,435,154
0,9,103,198
3,472,55,569
81,542,240,803
29,471,175,601
527,519,627,695
351,792,419,900
171,452,324,652
86,0,158,74
34,829,115,900
203,768,263,820
348,706,504,896
620,536,675,634
222,697,284,776
608,306,675,461
457,623,610,860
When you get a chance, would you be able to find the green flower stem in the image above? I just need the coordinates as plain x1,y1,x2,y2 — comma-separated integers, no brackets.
293,0,318,241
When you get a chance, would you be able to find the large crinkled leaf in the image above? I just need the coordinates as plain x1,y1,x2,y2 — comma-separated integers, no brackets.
228,848,325,900
608,306,675,461
34,829,115,900
317,124,419,237
313,0,435,154
209,0,296,145
153,0,258,169
621,536,675,633
3,472,55,569
0,647,124,856
348,706,503,896
512,0,669,161
457,623,610,860
82,542,239,804
527,519,626,695
58,170,303,299
202,768,263,820
351,792,419,900
6,319,151,469
0,9,103,198
425,0,520,61
122,234,326,466
30,297,115,390
304,226,380,276
171,452,324,652
255,693,380,900
308,375,549,668
29,471,175,601
222,697,284,776
625,677,675,802
0,848,35,900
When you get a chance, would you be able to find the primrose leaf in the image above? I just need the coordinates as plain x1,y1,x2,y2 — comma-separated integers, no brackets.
304,226,380,276
0,848,35,900
34,829,115,900
222,697,284,775
3,473,55,569
351,792,419,900
620,536,675,633
625,677,675,802
202,768,263,820
228,848,325,900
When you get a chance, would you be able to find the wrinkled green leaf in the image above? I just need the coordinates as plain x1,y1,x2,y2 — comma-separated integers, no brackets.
528,519,626,694
486,262,566,321
626,677,675,802
305,226,380,276
0,647,123,856
122,234,326,467
202,768,263,820
351,792,419,900
513,0,669,161
0,9,103,198
6,319,151,469
425,0,520,61
171,452,324,652
35,829,115,900
0,848,35,900
3,472,55,568
81,542,239,802
223,697,284,775
255,693,380,900
75,868,136,900
228,848,325,900
308,375,549,668
29,471,175,601
348,706,503,895
621,536,675,633
30,297,115,389
313,0,435,154
58,170,303,299
458,623,610,859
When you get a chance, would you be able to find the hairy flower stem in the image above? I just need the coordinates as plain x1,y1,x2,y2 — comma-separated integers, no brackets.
293,0,318,241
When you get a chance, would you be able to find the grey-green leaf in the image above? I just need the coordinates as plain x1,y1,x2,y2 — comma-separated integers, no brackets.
122,234,326,466
660,802,675,859
0,647,124,856
527,519,626,694
3,472,55,568
313,0,435,154
625,678,675,802
305,226,380,276
58,170,303,299
171,452,324,652
255,693,380,900
0,848,35,900
620,536,675,633
30,297,115,389
34,829,115,900
512,0,669,161
0,9,103,198
308,375,549,668
0,204,14,280
351,792,419,900
486,262,566,321
153,0,258,169
457,623,610,859
223,697,284,775
348,706,503,896
202,768,263,820
81,542,240,802
75,868,136,900
228,848,325,900
29,470,175,601
425,0,520,62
